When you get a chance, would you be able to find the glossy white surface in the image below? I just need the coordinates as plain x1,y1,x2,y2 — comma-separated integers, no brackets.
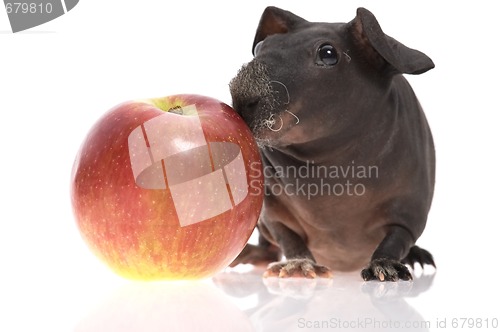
1,1,499,331
77,269,437,332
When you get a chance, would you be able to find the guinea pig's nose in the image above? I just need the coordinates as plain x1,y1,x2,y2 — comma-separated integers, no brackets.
233,96,261,122
241,98,260,114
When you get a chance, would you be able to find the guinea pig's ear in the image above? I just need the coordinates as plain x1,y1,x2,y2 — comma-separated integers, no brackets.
252,6,306,55
348,8,434,75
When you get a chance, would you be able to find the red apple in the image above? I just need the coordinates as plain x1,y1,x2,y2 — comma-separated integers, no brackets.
71,94,263,280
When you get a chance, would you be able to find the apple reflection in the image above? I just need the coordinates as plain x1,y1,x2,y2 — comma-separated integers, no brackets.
75,280,253,332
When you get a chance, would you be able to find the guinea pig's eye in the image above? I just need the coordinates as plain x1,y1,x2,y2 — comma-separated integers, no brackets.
253,40,264,56
316,44,338,66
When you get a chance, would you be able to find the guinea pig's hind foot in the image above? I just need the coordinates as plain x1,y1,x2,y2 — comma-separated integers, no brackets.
401,245,436,269
229,243,281,268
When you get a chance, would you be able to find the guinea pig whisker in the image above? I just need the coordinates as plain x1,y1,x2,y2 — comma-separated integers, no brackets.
270,80,290,105
284,109,300,125
264,113,284,132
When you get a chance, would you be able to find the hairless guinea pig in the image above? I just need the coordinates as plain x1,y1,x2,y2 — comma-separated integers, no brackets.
229,7,436,281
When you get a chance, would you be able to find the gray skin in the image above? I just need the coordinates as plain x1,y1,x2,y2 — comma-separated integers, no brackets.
229,7,436,281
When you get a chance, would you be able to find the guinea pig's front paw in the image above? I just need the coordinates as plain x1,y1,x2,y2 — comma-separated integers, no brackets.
361,258,412,282
263,258,333,278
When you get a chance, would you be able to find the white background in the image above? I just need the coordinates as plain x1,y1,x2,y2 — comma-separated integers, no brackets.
1,1,499,331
